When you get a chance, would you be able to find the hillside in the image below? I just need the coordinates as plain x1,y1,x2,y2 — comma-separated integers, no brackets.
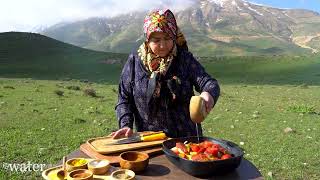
0,32,127,83
42,0,320,56
1,32,319,86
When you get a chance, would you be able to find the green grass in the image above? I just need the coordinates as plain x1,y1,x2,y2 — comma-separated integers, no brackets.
1,78,319,179
0,32,127,84
201,55,320,85
1,32,320,179
0,79,119,179
232,38,310,55
204,84,320,180
186,32,311,57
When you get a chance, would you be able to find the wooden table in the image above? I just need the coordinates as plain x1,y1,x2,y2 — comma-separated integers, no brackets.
61,149,263,180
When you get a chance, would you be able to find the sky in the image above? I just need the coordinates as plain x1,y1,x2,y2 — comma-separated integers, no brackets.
250,0,320,12
0,0,319,32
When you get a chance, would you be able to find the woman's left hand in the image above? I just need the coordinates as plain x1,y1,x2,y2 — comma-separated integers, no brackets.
200,92,214,114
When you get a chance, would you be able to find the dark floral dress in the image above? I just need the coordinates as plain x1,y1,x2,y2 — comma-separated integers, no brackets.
115,48,220,138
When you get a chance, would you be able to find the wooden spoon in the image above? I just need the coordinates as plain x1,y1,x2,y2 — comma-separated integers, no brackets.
57,156,66,179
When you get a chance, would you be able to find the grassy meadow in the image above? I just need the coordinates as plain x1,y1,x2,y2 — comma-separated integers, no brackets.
0,32,320,179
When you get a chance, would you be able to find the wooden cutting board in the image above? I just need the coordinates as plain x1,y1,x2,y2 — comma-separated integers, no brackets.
80,143,163,165
86,134,166,154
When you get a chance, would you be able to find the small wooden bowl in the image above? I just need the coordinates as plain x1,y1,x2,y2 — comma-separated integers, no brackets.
110,169,135,180
67,169,93,180
47,169,66,180
119,151,149,172
66,158,88,172
87,159,110,175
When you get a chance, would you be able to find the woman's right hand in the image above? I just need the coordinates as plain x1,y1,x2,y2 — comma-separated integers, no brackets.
110,127,133,139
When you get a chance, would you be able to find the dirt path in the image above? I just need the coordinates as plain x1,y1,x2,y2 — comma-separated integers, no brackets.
292,33,320,53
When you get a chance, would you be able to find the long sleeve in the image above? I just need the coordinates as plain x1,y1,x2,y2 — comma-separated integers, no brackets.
115,54,135,129
187,51,220,106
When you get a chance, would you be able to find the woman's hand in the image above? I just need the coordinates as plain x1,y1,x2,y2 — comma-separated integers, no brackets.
200,92,214,114
110,127,133,139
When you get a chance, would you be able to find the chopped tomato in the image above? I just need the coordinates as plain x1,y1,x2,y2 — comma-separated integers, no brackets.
221,154,232,160
213,144,222,149
198,147,206,153
202,141,214,148
176,142,188,153
190,144,200,152
205,147,219,157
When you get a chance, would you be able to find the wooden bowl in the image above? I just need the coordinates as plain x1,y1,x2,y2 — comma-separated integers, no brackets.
110,169,135,180
67,169,93,180
119,151,149,172
47,169,66,180
87,159,110,175
66,158,88,172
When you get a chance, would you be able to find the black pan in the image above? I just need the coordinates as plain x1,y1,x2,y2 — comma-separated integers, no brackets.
162,136,244,177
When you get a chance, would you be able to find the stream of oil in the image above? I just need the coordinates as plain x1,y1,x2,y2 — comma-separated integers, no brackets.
196,123,200,143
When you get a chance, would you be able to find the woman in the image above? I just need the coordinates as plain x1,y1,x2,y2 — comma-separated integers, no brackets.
112,9,220,138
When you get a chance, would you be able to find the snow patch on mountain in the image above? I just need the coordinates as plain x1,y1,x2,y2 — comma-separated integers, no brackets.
231,0,243,11
216,18,223,22
248,6,264,16
208,0,231,8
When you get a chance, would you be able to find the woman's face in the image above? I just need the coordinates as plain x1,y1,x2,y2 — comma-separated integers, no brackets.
147,32,174,57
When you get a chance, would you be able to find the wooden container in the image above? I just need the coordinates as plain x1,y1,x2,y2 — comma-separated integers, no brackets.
110,169,135,180
66,158,88,172
119,151,149,172
67,169,93,180
87,159,110,175
42,160,118,180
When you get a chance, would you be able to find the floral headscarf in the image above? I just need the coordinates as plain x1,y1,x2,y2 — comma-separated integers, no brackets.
143,9,178,41
138,9,188,74
138,9,188,102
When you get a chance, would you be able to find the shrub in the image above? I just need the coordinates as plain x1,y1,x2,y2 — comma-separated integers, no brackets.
3,86,15,89
74,118,86,124
54,90,64,96
67,86,80,91
84,88,96,97
80,79,90,83
299,83,309,89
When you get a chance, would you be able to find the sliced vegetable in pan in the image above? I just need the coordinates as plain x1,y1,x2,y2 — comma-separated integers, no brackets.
170,140,233,161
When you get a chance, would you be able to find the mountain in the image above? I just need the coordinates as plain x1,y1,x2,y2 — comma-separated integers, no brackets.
0,32,126,83
42,0,320,56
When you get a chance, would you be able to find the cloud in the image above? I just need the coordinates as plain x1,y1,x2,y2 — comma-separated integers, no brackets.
0,0,195,32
